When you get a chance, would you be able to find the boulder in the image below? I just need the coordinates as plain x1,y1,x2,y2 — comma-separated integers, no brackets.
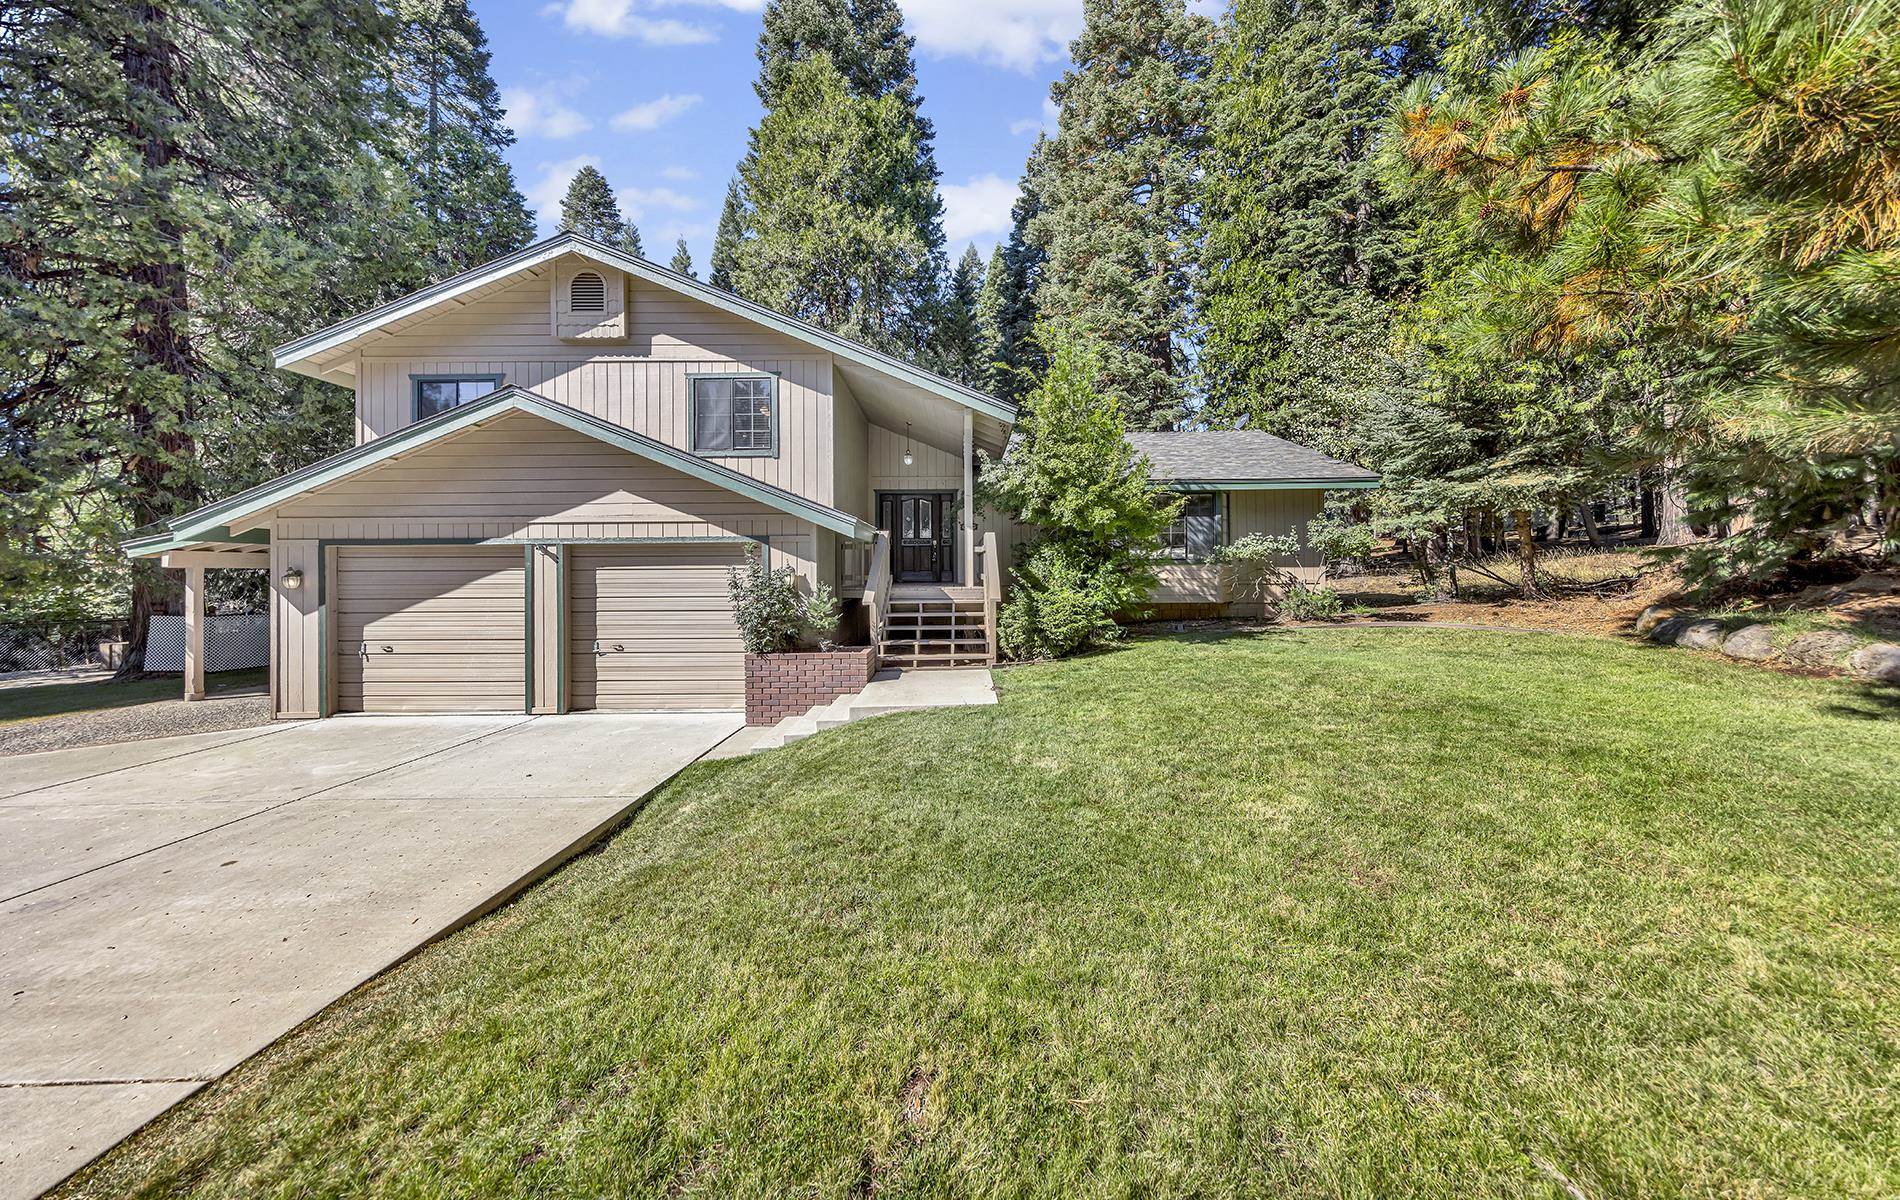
1675,620,1728,651
1646,616,1692,644
1782,630,1861,670
1841,573,1900,595
1634,605,1684,636
1721,624,1777,661
1849,642,1900,684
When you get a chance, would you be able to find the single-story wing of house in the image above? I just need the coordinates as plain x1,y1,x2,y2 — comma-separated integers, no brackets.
124,231,1378,718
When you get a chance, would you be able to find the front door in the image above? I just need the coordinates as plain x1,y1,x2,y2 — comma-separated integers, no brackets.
878,491,957,583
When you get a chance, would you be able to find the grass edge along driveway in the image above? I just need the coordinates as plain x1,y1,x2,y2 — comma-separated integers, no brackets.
55,629,1900,1199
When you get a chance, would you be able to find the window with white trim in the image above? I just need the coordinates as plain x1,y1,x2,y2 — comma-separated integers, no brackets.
691,376,776,455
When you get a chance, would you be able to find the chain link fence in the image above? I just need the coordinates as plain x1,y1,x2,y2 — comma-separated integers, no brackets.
0,620,126,673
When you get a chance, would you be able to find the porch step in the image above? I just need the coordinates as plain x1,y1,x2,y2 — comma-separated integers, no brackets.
880,594,991,666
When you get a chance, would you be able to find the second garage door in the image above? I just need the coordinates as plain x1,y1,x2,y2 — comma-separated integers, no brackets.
569,544,745,711
334,545,525,713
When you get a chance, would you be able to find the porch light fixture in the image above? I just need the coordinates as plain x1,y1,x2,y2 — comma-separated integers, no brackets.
902,422,914,467
280,567,304,591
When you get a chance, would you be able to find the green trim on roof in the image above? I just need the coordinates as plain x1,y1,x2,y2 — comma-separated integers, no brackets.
273,232,1019,427
121,388,875,559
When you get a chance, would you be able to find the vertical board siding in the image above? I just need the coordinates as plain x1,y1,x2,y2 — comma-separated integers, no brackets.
269,538,322,718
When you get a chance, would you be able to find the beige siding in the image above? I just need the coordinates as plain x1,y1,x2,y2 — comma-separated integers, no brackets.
530,544,564,713
348,268,835,506
333,546,525,713
269,538,323,718
568,544,745,711
832,372,870,520
1148,489,1328,607
866,422,961,497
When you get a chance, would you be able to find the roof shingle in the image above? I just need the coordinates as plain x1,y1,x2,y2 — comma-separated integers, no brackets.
1124,430,1379,487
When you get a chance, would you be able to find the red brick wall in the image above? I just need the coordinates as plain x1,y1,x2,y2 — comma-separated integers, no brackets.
745,647,876,724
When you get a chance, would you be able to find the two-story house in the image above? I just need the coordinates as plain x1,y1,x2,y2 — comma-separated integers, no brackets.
124,233,1376,719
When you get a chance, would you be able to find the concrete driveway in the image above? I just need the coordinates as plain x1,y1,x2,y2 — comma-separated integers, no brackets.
0,712,741,1199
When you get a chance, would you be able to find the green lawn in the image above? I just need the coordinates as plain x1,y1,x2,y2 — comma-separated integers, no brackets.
0,668,268,727
59,630,1900,1198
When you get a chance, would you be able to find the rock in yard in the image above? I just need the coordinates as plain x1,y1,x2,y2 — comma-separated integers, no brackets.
1849,642,1900,684
1781,630,1861,670
1646,615,1691,644
1675,620,1728,651
1721,624,1777,661
1635,605,1684,636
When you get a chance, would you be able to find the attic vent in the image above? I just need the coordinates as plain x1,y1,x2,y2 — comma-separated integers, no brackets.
570,271,606,312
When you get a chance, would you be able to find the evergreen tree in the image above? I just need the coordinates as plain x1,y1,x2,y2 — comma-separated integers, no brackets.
709,176,745,292
670,238,696,277
1031,0,1213,429
560,165,641,254
1197,0,1420,431
744,0,944,350
734,52,937,355
0,0,399,657
387,0,534,273
978,138,1051,404
934,246,987,384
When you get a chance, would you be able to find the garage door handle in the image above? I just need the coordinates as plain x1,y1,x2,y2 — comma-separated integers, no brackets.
591,641,624,655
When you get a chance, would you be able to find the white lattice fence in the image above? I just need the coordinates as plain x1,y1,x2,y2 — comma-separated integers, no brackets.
147,613,268,672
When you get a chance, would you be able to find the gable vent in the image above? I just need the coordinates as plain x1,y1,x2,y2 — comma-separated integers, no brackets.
570,271,606,312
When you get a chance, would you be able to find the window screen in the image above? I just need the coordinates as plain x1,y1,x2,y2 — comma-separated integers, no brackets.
691,376,776,454
1160,494,1219,561
414,377,500,419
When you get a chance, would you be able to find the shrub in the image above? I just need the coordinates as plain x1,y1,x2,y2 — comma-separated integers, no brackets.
1306,513,1378,571
1279,584,1345,621
1214,531,1304,605
726,545,803,654
997,539,1131,660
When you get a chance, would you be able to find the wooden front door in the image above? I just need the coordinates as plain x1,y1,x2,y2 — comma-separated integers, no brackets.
878,491,957,583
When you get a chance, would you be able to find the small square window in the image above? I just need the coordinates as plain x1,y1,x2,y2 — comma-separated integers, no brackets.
414,376,500,419
691,376,776,455
1160,494,1218,561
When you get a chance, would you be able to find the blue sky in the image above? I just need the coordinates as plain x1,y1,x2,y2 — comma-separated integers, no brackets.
478,0,1083,271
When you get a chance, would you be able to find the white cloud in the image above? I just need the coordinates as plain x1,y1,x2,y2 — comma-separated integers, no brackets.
1010,98,1060,137
525,153,601,225
549,0,716,44
659,164,699,182
902,0,1081,72
611,93,703,132
502,85,593,140
654,0,762,10
619,186,698,220
939,173,1019,243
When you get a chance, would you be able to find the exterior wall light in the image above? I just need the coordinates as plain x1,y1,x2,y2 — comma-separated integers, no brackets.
280,567,304,591
902,421,914,467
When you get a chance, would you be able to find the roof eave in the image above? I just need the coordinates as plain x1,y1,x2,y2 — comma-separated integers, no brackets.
1161,478,1382,491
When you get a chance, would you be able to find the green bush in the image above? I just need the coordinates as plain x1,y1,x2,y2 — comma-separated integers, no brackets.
1279,585,1345,621
997,539,1133,660
1306,514,1378,569
726,546,804,654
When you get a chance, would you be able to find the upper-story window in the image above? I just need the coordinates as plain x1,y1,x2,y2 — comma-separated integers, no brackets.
569,271,606,312
1159,493,1219,561
413,374,502,420
691,375,777,456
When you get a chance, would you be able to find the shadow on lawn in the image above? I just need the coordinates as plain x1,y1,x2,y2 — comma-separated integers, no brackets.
1822,683,1900,721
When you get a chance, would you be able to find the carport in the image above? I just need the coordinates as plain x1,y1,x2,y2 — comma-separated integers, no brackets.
153,538,270,702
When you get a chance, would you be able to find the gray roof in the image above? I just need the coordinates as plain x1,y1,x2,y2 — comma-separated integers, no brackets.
1124,430,1380,488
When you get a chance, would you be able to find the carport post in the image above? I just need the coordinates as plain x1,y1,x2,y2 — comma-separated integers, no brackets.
183,564,206,701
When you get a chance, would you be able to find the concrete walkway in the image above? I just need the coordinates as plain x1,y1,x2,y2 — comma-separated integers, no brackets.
0,712,740,1199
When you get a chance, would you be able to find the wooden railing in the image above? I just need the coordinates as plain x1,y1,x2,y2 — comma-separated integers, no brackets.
979,530,1001,665
863,531,892,654
839,538,869,595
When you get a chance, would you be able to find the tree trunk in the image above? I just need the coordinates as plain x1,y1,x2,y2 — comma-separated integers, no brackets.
1577,502,1604,548
1514,509,1541,599
117,2,198,676
1639,482,1658,539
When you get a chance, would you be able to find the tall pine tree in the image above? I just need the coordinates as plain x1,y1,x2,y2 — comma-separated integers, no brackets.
387,0,534,275
709,176,744,291
736,0,944,351
976,137,1050,405
1197,0,1420,432
1030,0,1213,429
934,246,987,384
560,165,641,255
669,238,695,277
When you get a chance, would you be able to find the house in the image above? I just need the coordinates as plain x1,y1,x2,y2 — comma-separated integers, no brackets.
124,232,1377,719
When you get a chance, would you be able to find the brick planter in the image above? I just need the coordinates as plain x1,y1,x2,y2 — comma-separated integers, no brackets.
745,647,876,725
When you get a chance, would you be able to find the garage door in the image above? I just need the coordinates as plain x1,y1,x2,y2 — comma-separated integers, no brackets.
333,545,525,713
569,544,745,711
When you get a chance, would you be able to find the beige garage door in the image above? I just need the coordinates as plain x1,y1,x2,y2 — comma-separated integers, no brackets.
569,544,745,712
333,545,525,713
